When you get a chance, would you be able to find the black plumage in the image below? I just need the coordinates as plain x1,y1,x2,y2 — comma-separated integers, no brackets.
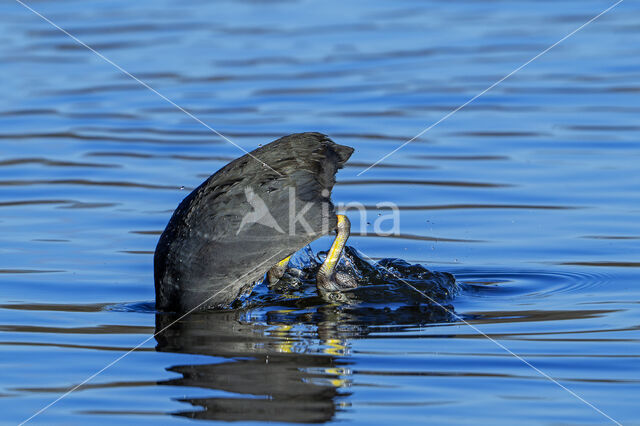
154,132,353,312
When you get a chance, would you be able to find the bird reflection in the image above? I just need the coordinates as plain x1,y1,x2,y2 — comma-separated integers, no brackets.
155,309,352,423
154,246,457,422
155,303,455,422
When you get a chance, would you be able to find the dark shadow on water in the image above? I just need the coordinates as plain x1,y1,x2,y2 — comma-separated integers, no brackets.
154,246,458,422
156,310,348,423
155,305,457,422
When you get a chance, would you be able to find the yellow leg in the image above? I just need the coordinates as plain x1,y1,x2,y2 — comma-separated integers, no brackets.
316,214,351,292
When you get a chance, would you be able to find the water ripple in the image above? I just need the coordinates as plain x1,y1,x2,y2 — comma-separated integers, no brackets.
456,269,611,298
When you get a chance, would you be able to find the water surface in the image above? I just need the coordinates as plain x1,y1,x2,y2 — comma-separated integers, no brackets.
1,0,639,424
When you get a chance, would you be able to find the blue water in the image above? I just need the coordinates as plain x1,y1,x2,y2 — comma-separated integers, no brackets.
1,0,639,424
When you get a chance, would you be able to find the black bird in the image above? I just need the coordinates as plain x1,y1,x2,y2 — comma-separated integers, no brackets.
154,132,354,312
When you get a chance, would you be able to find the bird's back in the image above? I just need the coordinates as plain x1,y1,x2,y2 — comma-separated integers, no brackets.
154,132,353,312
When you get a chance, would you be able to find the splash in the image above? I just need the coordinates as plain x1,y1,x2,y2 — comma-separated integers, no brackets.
250,245,458,308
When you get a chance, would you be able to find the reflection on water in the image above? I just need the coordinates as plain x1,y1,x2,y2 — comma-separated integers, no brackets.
149,244,458,422
2,0,640,424
156,310,349,423
154,295,452,422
